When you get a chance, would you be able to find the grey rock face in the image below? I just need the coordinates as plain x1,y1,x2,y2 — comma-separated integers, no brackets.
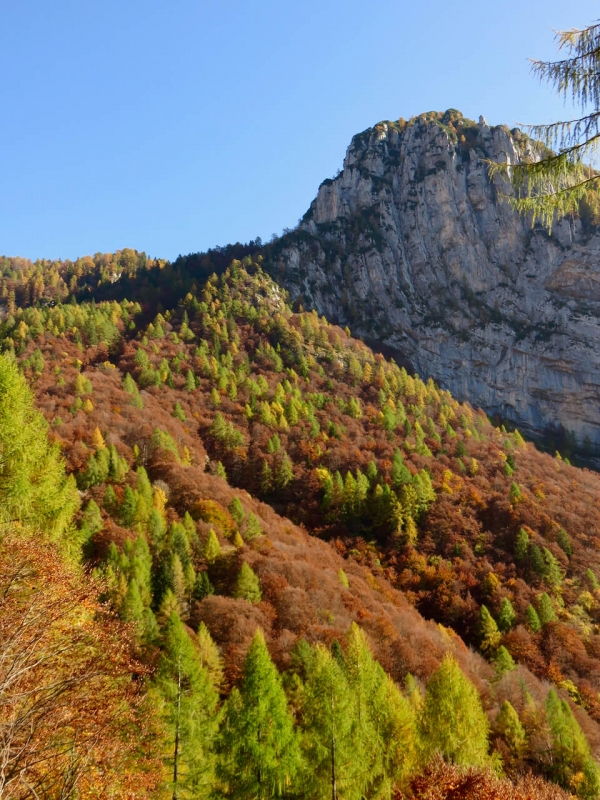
271,111,600,451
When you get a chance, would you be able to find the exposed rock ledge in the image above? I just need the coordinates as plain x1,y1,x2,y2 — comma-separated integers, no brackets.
270,110,600,453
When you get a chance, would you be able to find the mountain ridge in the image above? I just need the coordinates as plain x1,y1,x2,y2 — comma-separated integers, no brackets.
268,109,600,457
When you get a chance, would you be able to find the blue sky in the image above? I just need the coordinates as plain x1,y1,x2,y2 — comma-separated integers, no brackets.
2,0,598,261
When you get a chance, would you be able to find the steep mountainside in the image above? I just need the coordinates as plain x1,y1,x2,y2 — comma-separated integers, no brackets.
269,110,600,455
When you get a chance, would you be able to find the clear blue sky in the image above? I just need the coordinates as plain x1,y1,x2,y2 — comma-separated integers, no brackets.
2,0,598,262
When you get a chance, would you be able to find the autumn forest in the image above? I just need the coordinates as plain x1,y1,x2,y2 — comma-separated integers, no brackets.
2,248,600,799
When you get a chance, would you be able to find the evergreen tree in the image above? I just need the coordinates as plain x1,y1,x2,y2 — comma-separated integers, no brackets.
193,571,214,601
196,621,223,689
495,701,526,759
216,630,301,799
557,527,573,558
157,611,220,798
233,562,262,603
120,485,138,527
300,644,360,800
515,528,529,562
479,605,501,654
204,529,221,562
526,604,542,633
344,623,418,797
0,354,79,544
494,645,516,678
546,689,600,795
245,512,263,540
80,498,103,539
542,547,564,588
490,21,600,228
497,598,516,632
537,592,557,626
229,496,245,525
419,653,489,767
185,369,196,392
121,578,145,629
274,453,294,490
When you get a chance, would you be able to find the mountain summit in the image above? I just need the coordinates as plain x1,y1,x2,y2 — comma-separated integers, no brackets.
271,110,600,455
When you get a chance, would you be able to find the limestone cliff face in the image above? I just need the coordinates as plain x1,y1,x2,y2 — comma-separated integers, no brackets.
271,111,600,450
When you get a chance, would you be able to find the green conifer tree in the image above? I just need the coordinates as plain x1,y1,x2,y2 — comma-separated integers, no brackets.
515,528,529,562
185,369,196,392
233,562,262,603
204,529,221,562
0,354,79,544
498,598,516,632
537,592,557,626
120,485,138,527
479,605,501,654
300,644,360,800
121,578,145,629
274,452,294,490
229,496,245,525
494,645,516,678
196,621,223,689
526,604,542,633
419,653,489,767
495,701,526,759
157,611,220,798
216,630,301,799
546,689,600,795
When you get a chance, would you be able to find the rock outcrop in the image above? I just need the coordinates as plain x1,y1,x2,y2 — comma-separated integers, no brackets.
270,110,600,453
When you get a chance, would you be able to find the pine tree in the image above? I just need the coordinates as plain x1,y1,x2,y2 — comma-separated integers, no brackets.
344,623,418,797
233,562,262,603
526,604,542,633
490,21,600,229
204,529,221,562
229,496,245,525
497,598,516,632
546,689,600,794
0,354,79,544
479,605,501,654
245,512,263,540
495,701,526,759
80,498,103,539
193,571,214,601
494,645,516,678
260,460,273,494
419,653,490,767
543,548,564,588
274,452,294,490
515,528,529,562
185,369,196,392
157,611,220,798
216,630,301,799
556,528,573,558
120,485,138,527
196,621,223,689
121,578,145,629
537,592,557,626
300,644,360,800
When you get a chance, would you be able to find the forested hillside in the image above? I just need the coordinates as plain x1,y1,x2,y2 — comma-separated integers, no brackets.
2,249,600,798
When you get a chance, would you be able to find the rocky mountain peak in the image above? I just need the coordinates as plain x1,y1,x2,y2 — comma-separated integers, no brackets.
270,110,600,456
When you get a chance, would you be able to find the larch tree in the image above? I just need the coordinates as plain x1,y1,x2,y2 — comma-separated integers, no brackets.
216,629,301,799
418,653,490,767
157,611,220,799
0,353,79,547
299,644,361,800
490,21,600,229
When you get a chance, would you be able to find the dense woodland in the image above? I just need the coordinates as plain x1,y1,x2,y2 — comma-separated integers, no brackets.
2,250,600,797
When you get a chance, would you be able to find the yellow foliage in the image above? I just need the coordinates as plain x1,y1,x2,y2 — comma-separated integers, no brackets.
92,427,106,450
82,399,94,414
152,487,167,515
